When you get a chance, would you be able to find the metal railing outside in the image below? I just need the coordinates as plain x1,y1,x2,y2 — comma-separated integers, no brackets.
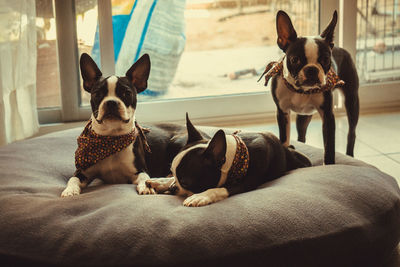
356,0,400,83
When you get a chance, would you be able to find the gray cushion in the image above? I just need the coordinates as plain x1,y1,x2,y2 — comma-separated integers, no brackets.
0,126,399,266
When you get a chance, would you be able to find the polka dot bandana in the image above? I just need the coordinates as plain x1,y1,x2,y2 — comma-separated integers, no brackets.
259,58,345,95
227,134,249,182
75,121,137,171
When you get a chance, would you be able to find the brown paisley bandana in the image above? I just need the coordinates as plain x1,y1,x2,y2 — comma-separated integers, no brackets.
258,58,345,95
227,134,249,182
135,121,151,153
75,120,148,171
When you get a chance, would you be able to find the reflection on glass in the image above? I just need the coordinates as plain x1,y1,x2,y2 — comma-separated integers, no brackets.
167,0,319,101
76,0,98,106
36,0,61,108
37,0,320,106
80,0,319,104
356,0,400,83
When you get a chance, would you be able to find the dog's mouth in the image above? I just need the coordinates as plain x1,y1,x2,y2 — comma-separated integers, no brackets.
303,79,321,87
296,79,322,88
96,112,130,124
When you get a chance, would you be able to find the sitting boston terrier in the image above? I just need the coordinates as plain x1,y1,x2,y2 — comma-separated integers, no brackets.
146,114,311,207
61,53,159,197
262,10,359,164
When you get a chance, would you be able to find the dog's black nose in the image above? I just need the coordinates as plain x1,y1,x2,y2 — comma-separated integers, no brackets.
105,100,119,110
304,66,319,80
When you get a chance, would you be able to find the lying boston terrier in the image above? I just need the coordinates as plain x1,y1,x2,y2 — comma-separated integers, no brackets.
262,10,359,164
146,114,311,207
61,53,160,197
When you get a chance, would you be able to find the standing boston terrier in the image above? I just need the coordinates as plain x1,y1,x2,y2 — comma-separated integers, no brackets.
146,114,311,207
61,53,158,197
262,10,359,164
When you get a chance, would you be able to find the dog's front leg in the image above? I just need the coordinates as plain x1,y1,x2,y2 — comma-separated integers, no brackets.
146,177,175,194
183,188,229,207
61,170,93,197
277,108,291,147
319,92,335,164
133,172,156,195
183,178,258,207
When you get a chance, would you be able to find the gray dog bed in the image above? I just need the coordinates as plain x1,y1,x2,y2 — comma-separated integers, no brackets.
0,126,399,266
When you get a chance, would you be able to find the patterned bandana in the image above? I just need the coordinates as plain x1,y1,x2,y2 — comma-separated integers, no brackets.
227,134,249,182
75,120,150,171
258,58,345,95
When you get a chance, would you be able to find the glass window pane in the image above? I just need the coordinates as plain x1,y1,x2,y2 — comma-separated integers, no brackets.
80,1,319,103
36,0,61,108
356,0,400,84
166,1,319,100
76,0,98,106
119,1,319,102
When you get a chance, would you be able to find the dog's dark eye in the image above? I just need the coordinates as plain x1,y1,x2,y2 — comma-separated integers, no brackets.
125,90,132,98
320,55,330,66
290,56,300,65
93,91,103,102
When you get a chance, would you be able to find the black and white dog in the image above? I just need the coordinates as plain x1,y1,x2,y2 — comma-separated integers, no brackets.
268,10,359,164
61,53,166,197
146,114,311,207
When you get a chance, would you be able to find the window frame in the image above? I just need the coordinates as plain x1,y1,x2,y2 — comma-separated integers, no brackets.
38,0,400,125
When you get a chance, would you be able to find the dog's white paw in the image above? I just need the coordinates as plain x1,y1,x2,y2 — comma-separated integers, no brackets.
183,188,229,207
61,185,81,197
137,181,156,195
145,177,175,194
183,194,212,207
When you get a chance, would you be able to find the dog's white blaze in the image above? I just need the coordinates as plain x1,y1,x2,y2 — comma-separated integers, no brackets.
217,135,237,187
301,37,326,87
106,75,118,97
305,37,318,64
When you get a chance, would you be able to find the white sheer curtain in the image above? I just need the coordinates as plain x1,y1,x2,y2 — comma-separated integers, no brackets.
0,0,39,146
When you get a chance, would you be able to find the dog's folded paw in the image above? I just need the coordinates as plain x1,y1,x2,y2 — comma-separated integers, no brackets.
146,177,175,194
61,186,81,197
183,188,228,207
137,182,156,195
183,194,212,207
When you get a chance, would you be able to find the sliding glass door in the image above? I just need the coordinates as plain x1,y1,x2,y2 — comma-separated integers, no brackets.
35,0,400,125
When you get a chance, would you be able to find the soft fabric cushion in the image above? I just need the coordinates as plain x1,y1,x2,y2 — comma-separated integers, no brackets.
0,126,399,266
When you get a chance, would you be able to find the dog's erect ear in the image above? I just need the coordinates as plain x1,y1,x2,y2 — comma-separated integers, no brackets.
126,54,151,93
276,10,298,51
203,130,226,167
186,113,203,144
320,10,337,48
80,53,102,93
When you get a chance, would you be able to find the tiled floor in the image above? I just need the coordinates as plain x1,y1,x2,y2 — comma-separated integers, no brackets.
237,112,400,184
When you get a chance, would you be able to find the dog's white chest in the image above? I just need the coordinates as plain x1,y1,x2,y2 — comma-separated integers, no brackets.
275,78,323,115
83,143,138,183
